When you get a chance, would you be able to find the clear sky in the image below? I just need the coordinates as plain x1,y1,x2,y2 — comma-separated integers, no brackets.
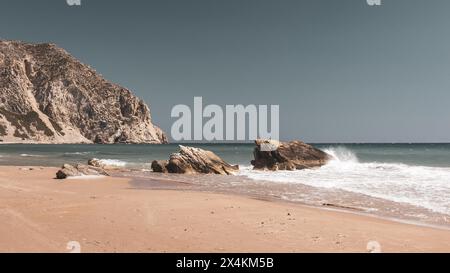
1,0,449,142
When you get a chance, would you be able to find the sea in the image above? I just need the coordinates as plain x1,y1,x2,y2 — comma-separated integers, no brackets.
1,143,450,227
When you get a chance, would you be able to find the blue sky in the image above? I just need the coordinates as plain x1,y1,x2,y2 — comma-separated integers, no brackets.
1,0,449,142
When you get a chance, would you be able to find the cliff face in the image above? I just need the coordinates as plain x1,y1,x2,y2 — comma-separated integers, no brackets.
0,40,168,144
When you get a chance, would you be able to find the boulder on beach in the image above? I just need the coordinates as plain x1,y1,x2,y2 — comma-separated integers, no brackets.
88,158,105,168
152,146,239,175
251,139,330,171
56,163,109,179
151,160,169,173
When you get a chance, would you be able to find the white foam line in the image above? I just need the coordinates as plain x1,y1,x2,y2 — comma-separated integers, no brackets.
66,175,106,180
240,147,450,215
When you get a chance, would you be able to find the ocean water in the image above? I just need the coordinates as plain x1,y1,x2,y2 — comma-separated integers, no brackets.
241,144,450,217
1,143,450,226
0,143,255,168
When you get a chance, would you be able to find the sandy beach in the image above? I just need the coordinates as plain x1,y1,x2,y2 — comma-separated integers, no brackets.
1,166,450,253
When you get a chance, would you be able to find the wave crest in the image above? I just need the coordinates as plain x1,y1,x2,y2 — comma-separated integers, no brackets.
240,146,450,215
98,159,127,167
324,147,359,163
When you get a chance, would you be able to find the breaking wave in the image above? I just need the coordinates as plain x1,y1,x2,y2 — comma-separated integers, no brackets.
240,147,450,215
20,154,43,157
98,159,128,167
64,152,95,155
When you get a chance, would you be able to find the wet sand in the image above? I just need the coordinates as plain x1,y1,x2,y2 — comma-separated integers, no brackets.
1,166,450,253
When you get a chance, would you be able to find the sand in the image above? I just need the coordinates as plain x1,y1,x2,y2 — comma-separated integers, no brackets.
1,166,450,253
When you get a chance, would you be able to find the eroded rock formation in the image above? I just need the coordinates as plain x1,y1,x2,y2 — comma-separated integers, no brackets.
251,139,330,171
56,164,110,179
152,146,239,175
0,40,167,144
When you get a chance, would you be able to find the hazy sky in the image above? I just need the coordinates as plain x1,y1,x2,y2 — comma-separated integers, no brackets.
1,0,449,142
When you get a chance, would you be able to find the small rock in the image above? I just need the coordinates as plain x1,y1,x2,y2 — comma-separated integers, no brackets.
151,160,169,173
56,163,109,179
88,158,105,168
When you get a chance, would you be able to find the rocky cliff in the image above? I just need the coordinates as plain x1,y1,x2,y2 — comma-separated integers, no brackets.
0,40,167,144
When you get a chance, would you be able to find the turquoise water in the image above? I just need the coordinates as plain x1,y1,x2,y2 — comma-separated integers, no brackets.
0,143,449,168
0,143,255,168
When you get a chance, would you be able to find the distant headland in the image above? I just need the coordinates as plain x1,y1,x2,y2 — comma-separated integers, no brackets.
0,40,167,144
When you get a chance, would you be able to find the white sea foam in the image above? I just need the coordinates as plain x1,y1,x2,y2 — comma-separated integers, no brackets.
20,154,43,157
64,152,93,155
98,159,128,167
240,147,450,215
67,175,105,180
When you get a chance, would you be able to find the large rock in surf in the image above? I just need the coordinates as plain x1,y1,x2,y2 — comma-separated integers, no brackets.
152,146,239,175
0,40,167,144
251,139,330,171
56,164,109,179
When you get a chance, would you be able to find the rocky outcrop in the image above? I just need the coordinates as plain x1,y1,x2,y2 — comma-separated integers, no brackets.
0,40,167,144
251,139,330,171
152,146,239,175
56,164,110,179
87,158,105,168
151,160,169,173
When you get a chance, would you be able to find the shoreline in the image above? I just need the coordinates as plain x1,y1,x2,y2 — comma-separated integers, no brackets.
3,159,450,229
128,174,450,232
3,164,446,231
2,166,450,252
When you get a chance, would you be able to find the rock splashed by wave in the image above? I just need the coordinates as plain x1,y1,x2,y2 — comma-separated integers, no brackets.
241,147,450,216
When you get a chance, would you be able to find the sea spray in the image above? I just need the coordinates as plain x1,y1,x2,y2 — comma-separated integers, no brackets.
98,159,128,167
240,147,450,215
323,147,359,163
